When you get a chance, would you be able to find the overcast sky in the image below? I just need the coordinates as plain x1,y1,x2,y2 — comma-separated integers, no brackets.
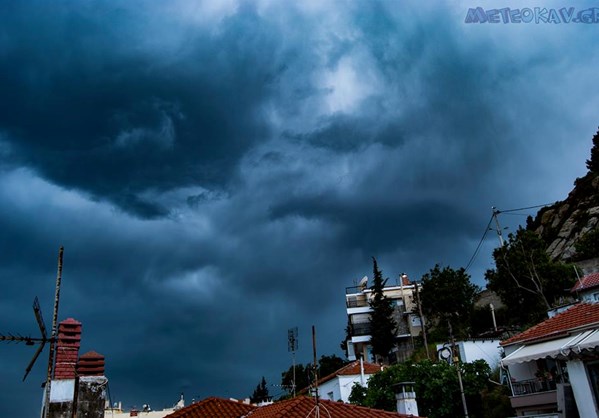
1,1,598,416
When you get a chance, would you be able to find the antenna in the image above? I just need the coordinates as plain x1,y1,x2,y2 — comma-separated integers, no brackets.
43,246,64,418
358,276,368,290
304,326,330,418
0,247,65,418
287,327,298,397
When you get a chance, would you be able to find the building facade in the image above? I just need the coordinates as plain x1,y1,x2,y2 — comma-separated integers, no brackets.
344,275,423,363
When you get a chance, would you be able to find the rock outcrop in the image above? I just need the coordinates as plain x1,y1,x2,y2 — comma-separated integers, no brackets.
527,130,599,263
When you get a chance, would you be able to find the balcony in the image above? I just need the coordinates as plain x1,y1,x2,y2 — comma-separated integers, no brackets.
351,323,372,336
346,297,369,308
512,378,557,396
509,378,558,415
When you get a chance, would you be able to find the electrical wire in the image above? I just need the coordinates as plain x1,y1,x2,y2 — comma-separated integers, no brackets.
464,202,554,273
464,215,494,273
495,203,554,213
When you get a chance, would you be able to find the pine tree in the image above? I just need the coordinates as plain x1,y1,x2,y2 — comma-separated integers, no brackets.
586,127,599,174
250,376,270,403
368,257,397,363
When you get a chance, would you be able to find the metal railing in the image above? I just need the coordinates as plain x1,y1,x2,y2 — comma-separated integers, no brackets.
511,378,557,396
346,298,369,308
351,323,372,336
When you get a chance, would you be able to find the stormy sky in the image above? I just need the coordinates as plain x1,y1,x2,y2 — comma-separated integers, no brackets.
1,1,598,416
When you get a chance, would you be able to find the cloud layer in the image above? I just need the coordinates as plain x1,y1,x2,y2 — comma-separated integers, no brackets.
1,1,598,416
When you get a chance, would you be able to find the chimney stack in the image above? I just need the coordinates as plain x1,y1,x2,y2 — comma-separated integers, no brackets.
54,318,82,379
75,351,108,418
393,382,419,417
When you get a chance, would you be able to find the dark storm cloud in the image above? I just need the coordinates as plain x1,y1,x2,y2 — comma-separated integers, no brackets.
1,1,599,418
0,2,288,217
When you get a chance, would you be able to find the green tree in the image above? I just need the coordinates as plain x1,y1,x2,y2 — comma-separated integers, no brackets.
317,354,348,377
250,376,270,403
369,257,397,363
485,228,577,326
349,359,497,418
420,265,480,339
280,355,348,396
574,227,599,261
586,127,599,174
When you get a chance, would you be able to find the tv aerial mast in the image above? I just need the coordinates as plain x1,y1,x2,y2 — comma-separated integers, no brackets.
0,247,64,418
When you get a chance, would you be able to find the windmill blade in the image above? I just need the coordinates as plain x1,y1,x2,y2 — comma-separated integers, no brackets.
23,340,46,382
33,297,47,340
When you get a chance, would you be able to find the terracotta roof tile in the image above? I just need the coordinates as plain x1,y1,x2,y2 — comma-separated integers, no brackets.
164,397,256,418
297,361,383,395
571,272,599,292
501,302,599,346
247,397,419,418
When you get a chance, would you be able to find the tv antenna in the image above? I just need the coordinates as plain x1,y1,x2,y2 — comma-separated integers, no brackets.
305,326,330,418
0,247,64,418
287,327,298,397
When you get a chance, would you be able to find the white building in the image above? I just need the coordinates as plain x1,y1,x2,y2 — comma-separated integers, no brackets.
436,339,502,369
105,394,185,418
344,275,423,363
315,360,383,403
501,300,599,416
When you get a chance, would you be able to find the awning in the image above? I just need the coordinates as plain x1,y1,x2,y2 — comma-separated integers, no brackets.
567,329,599,354
502,329,599,366
502,334,583,366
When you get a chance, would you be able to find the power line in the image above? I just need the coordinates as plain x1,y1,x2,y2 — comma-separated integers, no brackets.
464,202,554,272
495,203,554,213
464,215,493,272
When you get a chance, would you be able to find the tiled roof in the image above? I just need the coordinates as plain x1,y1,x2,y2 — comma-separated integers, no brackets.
247,397,419,418
501,302,599,346
571,272,599,292
336,361,383,377
164,397,256,418
298,361,383,395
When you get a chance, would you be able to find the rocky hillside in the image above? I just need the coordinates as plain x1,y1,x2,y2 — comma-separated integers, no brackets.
527,128,599,263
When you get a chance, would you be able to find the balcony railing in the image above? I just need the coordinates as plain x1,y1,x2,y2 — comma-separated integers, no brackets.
347,298,369,308
346,285,366,295
511,378,557,396
351,323,372,336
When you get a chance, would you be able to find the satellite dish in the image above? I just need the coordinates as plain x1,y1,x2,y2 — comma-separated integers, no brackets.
359,276,368,288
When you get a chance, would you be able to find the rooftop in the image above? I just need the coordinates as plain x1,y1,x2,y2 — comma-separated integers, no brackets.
164,397,256,418
571,272,599,293
246,396,419,418
298,361,383,396
501,302,599,346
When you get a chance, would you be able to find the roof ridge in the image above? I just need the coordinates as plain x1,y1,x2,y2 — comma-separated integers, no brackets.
502,302,599,345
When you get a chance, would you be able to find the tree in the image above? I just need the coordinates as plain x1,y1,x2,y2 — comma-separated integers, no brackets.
574,227,599,261
420,265,479,339
348,359,498,418
250,376,270,403
485,228,576,326
317,354,348,377
369,257,397,363
280,355,349,396
586,127,599,174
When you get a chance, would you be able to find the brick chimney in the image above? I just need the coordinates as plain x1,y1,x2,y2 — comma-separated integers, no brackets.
75,351,108,418
77,351,105,376
54,318,82,380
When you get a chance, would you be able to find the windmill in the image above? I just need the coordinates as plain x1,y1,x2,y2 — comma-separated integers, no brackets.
0,247,64,418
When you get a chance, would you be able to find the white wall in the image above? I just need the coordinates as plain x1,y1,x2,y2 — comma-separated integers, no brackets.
436,340,501,369
318,374,375,403
458,340,501,369
567,359,599,418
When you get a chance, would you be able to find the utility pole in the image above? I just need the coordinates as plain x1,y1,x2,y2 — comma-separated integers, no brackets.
412,280,430,360
448,320,469,418
491,207,505,247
